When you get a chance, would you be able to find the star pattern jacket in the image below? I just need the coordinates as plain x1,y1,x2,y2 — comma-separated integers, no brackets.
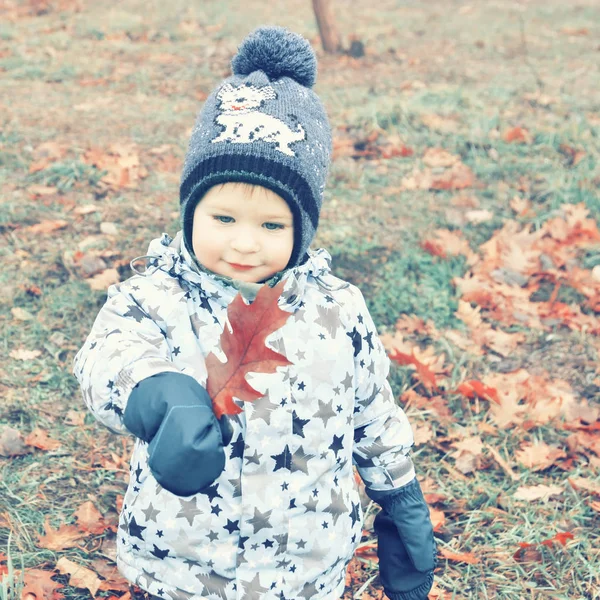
73,233,417,600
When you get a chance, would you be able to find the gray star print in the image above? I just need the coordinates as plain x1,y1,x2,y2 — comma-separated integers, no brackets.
315,304,341,338
299,581,319,600
240,573,269,596
291,446,315,474
141,502,161,523
341,371,353,391
324,488,348,525
313,399,336,427
250,393,279,425
176,497,204,526
244,448,262,465
248,507,273,534
196,570,232,600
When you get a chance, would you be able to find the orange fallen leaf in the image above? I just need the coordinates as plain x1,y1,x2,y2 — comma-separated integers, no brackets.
430,162,475,190
37,519,86,551
22,220,68,234
21,568,65,600
438,548,479,564
503,127,532,144
73,501,108,535
453,380,500,404
388,349,439,392
25,428,61,452
515,441,566,471
540,531,574,547
568,477,600,496
55,557,101,597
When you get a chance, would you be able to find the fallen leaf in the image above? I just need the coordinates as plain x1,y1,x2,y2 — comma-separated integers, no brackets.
515,441,566,471
513,542,543,562
429,507,445,532
413,423,433,445
388,349,439,392
513,484,564,501
206,281,293,418
560,27,589,36
422,147,459,168
11,307,35,321
37,519,86,551
568,477,600,496
438,548,479,564
22,220,68,234
421,114,459,133
10,349,42,361
25,428,61,451
87,268,120,291
454,380,500,404
21,568,65,600
540,531,574,547
73,204,99,216
74,501,108,535
465,209,494,224
430,162,475,190
503,127,532,144
0,426,32,457
27,185,58,197
55,557,100,597
100,222,118,235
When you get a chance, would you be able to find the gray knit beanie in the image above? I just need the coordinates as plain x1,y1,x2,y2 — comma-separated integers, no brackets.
180,26,332,268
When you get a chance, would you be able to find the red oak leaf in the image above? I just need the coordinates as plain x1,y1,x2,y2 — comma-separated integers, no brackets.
454,380,501,405
388,349,439,392
206,280,293,418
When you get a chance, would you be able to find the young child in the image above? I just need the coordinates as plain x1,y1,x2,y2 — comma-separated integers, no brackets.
74,26,436,600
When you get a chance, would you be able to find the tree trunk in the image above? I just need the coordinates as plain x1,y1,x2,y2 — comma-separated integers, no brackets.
312,0,341,53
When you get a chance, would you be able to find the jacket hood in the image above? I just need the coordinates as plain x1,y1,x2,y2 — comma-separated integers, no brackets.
131,232,344,311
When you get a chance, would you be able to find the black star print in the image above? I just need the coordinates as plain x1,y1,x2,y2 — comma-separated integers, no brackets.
351,534,356,543
329,434,344,458
133,485,139,492
150,544,170,559
312,489,319,497
157,530,163,538
334,476,339,486
336,405,343,413
262,539,274,548
107,380,114,389
272,445,292,471
354,427,367,443
132,543,139,550
347,327,362,357
201,483,222,503
89,342,97,350
298,381,306,391
325,295,334,303
289,565,296,573
281,482,289,490
280,398,287,406
363,330,374,352
224,519,240,534
157,589,164,596
320,583,325,590
230,434,245,460
289,498,296,509
134,463,143,483
292,411,309,438
128,516,146,540
172,346,181,356
349,501,361,526
360,359,365,367
322,522,328,529
318,333,326,340
357,314,364,323
239,536,249,547
211,504,222,516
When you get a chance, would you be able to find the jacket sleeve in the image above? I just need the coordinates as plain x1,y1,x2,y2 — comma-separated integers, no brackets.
73,275,181,434
350,288,416,492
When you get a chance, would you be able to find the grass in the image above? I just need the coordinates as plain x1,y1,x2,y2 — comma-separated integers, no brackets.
1,0,600,598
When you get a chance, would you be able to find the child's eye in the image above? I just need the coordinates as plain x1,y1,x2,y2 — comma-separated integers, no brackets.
263,222,284,231
214,216,234,224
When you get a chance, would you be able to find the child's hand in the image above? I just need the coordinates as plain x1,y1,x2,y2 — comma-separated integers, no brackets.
124,372,231,496
368,479,436,600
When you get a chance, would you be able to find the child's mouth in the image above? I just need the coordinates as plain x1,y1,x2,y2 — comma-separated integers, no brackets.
228,263,256,271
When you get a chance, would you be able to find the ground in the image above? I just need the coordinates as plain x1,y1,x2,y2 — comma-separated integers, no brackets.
0,0,599,599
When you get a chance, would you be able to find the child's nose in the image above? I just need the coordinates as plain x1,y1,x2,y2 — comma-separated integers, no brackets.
230,228,260,253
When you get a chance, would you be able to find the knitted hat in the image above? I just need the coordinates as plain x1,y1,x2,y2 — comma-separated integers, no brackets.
180,26,332,268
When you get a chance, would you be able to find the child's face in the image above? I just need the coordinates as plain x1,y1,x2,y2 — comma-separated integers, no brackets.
192,183,294,283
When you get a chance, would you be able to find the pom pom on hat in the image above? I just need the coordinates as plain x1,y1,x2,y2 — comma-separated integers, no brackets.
231,26,317,88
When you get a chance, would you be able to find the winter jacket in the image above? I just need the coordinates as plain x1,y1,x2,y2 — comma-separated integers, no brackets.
73,233,420,600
